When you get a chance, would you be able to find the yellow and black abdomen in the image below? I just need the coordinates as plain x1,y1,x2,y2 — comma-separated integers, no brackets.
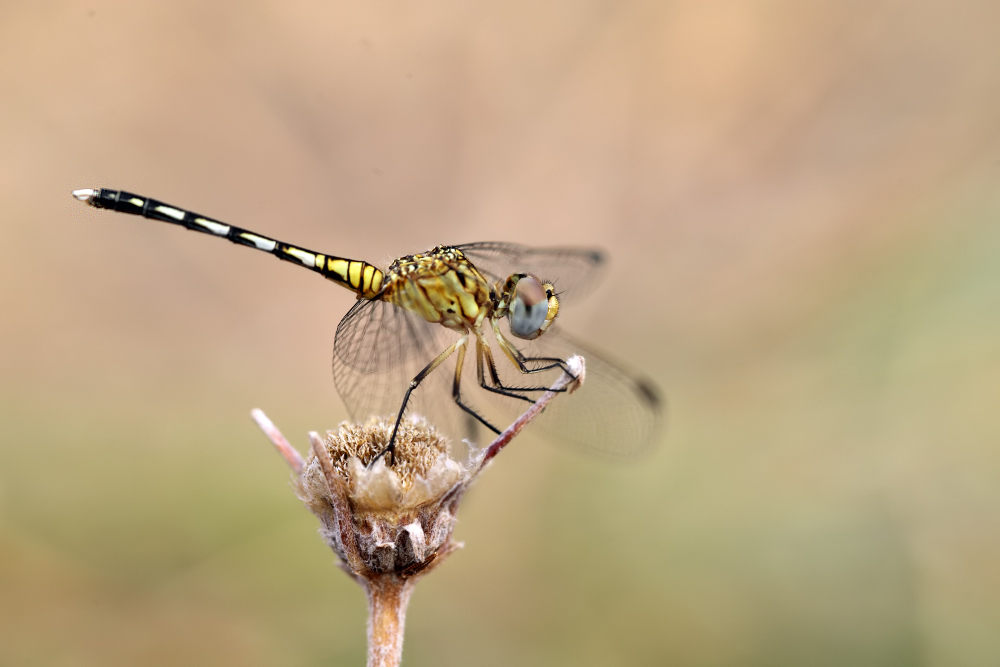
76,188,384,299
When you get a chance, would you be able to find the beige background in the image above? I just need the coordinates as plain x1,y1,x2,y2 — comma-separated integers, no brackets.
2,1,1000,665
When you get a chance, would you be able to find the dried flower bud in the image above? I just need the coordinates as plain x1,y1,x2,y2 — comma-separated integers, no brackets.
297,416,470,578
251,355,584,667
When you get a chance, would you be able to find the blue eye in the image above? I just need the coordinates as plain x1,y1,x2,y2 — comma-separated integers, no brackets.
508,275,549,338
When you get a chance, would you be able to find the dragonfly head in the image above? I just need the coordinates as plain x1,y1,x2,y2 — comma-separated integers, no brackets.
505,273,559,340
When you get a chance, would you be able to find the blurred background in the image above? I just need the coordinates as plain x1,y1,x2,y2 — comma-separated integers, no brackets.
2,1,999,665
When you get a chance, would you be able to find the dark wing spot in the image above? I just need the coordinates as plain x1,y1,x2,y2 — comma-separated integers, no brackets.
635,378,662,409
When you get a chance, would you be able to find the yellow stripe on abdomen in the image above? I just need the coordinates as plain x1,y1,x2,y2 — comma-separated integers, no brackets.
362,264,376,295
348,262,363,290
320,257,383,297
327,258,349,281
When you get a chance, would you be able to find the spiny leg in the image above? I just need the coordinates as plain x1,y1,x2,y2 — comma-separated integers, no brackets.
378,335,468,465
474,324,576,396
446,337,503,436
475,333,570,402
476,333,543,404
492,319,575,377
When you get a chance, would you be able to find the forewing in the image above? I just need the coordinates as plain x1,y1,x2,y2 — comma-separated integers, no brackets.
456,242,605,302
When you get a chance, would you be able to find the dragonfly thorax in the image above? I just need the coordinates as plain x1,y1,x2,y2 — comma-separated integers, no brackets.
382,246,493,333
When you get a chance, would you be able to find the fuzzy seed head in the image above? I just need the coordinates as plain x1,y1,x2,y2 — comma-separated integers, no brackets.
322,416,451,490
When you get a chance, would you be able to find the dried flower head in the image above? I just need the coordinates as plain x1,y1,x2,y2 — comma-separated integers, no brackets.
298,416,468,578
309,417,460,505
251,355,584,667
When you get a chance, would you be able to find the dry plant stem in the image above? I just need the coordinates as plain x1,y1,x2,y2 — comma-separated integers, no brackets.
308,432,364,573
251,408,304,473
308,432,410,666
365,575,415,667
479,355,584,468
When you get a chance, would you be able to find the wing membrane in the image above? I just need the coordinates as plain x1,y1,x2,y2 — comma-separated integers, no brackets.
333,298,471,441
475,322,664,459
456,242,605,302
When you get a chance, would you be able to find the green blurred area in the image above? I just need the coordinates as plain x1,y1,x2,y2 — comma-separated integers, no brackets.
3,1,1000,665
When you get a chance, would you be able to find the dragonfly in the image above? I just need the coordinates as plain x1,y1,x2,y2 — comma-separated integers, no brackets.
72,187,662,462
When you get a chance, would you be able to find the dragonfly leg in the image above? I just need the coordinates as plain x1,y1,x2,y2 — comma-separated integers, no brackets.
491,320,574,377
520,355,572,373
473,332,566,403
479,322,577,398
445,337,503,436
376,335,468,466
479,334,541,402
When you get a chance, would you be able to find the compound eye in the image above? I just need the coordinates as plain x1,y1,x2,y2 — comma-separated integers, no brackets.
509,274,549,338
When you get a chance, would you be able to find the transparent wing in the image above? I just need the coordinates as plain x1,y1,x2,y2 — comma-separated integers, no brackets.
333,298,472,442
465,322,664,459
456,242,605,302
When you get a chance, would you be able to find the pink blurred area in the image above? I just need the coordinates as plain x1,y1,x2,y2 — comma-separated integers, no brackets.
2,2,1000,665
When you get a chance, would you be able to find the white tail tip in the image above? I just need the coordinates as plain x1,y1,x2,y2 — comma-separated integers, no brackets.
72,188,97,202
